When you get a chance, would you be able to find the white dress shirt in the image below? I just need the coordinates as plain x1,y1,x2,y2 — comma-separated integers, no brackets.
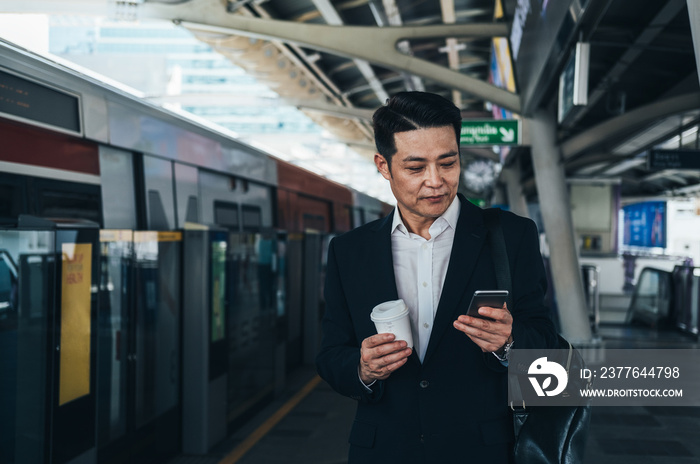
390,197,460,362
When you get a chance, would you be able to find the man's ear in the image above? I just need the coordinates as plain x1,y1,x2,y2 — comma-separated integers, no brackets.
374,153,391,180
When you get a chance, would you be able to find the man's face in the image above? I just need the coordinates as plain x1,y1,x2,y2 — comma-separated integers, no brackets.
374,126,460,230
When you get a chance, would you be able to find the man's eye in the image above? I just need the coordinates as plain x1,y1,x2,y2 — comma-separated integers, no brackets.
407,166,423,172
441,162,456,168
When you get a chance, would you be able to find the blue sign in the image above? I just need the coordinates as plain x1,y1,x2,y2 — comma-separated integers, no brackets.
623,202,667,248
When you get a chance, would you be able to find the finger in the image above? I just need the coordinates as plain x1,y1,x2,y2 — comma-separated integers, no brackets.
361,342,410,364
363,333,396,348
361,348,412,380
453,319,499,339
454,320,507,344
477,306,512,322
372,346,412,365
456,313,507,333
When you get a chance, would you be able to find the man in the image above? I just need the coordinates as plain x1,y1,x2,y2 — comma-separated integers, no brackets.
316,91,557,463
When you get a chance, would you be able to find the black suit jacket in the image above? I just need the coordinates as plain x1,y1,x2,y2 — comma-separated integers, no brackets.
316,195,557,464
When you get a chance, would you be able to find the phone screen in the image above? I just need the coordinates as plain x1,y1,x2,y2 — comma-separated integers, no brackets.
466,290,508,319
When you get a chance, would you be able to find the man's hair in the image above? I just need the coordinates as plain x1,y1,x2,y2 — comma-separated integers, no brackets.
372,91,462,170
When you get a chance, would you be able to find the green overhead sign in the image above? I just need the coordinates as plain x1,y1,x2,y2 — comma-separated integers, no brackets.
460,120,520,146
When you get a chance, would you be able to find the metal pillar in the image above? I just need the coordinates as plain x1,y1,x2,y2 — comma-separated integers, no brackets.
502,163,529,218
688,0,700,88
529,109,592,343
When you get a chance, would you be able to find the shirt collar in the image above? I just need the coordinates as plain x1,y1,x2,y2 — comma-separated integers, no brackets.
390,195,461,237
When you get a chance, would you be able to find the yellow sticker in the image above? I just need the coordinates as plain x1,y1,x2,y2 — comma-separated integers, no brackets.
99,230,133,242
59,243,92,406
133,231,182,242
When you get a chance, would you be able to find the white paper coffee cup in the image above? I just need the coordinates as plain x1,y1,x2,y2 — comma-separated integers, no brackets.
370,299,413,349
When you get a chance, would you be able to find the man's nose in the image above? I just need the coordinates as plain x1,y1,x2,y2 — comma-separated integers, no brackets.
424,165,443,187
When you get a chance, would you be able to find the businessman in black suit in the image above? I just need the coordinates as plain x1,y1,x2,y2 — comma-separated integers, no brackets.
316,92,557,463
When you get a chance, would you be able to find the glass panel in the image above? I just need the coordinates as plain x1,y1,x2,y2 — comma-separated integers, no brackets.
97,231,131,446
133,232,181,428
275,235,286,319
627,268,672,325
211,239,227,343
226,233,276,423
0,230,54,464
153,235,181,417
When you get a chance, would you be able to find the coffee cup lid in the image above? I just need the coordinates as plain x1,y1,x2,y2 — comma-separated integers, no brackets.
370,299,408,321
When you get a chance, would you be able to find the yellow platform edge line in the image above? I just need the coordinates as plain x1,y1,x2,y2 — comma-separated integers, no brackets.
219,375,323,464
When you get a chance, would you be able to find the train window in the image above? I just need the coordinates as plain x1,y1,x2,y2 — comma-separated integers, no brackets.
39,188,101,223
356,208,366,227
0,178,26,224
185,196,199,223
0,254,17,320
33,178,102,225
302,213,325,233
147,190,171,230
241,204,262,232
214,201,239,229
365,210,382,223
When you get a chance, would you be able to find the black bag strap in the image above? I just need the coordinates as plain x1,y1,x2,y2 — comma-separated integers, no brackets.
482,208,513,310
483,208,524,407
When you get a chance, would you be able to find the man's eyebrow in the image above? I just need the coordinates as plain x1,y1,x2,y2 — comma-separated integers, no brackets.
401,152,459,163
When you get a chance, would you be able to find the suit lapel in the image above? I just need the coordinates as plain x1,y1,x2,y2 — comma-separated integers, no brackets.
422,196,487,366
369,210,422,366
367,211,400,304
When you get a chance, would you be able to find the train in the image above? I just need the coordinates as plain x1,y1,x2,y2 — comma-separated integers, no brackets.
0,38,391,464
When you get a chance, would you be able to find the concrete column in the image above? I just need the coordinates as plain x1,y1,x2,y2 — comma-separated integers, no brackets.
688,0,700,88
502,163,529,218
528,109,592,343
489,181,507,207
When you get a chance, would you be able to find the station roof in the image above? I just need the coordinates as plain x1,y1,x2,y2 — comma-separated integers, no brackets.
2,0,699,201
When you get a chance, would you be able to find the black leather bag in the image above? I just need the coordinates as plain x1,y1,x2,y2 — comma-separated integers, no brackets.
509,334,591,463
483,209,591,464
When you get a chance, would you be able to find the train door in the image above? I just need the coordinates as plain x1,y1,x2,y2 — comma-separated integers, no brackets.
0,227,56,464
51,226,100,464
284,233,304,371
181,228,229,454
95,231,131,463
97,231,182,464
225,230,279,428
0,221,100,464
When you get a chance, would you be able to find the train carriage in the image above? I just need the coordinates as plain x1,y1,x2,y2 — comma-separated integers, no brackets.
0,38,389,464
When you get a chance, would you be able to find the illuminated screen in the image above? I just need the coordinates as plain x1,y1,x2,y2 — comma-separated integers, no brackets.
0,69,80,133
623,201,667,249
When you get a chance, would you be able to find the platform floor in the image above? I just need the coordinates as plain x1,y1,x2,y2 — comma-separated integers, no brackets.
169,323,700,464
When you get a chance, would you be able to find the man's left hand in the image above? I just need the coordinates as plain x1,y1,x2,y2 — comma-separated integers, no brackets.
453,304,512,353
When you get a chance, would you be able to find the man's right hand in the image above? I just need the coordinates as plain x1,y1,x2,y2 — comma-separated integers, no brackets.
359,334,413,384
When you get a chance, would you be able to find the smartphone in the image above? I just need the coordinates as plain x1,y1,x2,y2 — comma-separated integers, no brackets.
466,290,509,319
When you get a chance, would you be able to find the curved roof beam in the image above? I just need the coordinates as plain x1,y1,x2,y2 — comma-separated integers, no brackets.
136,0,519,112
311,0,389,103
561,92,700,161
440,0,462,107
375,0,425,92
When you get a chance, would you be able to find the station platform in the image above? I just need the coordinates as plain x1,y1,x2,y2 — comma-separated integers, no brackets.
168,323,700,464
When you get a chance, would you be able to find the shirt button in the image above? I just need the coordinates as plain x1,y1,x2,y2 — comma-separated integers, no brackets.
422,244,428,250
422,281,428,287
423,323,429,329
420,380,429,388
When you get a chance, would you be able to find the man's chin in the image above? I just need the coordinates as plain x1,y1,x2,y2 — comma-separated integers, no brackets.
419,201,449,217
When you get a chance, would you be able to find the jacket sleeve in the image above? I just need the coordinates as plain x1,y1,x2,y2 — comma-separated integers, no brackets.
315,237,384,403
